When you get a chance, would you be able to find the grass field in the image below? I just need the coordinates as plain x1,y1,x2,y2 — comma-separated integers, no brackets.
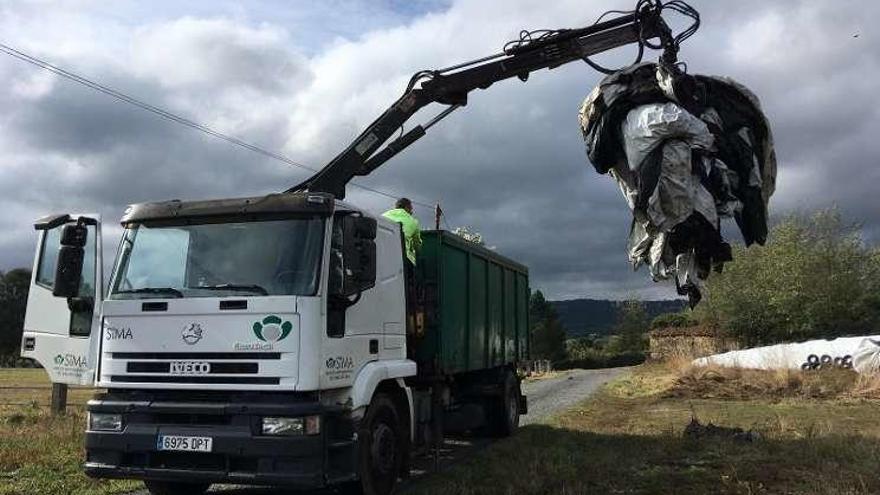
4,365,880,494
415,362,880,495
0,369,137,495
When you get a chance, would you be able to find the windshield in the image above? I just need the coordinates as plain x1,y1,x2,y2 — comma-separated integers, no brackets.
110,218,325,299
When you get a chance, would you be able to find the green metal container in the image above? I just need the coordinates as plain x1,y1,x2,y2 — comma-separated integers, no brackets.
415,231,529,376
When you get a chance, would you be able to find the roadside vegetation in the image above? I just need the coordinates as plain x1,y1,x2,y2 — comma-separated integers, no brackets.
0,370,136,495
414,361,880,495
0,269,30,368
693,208,880,346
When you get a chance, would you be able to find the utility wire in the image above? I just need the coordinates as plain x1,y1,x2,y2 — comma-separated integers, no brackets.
0,41,437,209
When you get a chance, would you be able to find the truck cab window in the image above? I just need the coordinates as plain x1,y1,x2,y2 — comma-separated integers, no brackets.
35,226,62,289
35,223,97,336
70,224,97,336
327,217,345,338
110,218,325,299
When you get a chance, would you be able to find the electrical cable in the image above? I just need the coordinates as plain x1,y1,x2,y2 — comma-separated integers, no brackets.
0,41,436,210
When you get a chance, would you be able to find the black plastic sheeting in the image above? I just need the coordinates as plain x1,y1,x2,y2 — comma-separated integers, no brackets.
579,63,776,306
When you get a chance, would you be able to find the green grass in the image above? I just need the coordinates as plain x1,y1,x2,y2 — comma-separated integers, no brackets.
0,369,137,495
413,364,880,495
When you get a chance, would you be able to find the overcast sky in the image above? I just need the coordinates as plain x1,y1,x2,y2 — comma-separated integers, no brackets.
0,0,876,300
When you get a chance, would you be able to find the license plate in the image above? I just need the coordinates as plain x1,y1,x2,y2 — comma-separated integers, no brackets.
157,435,213,452
170,361,211,375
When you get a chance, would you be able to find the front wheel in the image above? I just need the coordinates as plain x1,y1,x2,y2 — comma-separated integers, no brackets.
356,393,403,495
143,480,210,495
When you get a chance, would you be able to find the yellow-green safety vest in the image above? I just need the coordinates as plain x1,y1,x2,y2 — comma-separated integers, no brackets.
382,208,422,265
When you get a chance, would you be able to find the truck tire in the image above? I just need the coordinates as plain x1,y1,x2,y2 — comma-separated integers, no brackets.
357,393,403,495
490,371,521,437
143,481,209,495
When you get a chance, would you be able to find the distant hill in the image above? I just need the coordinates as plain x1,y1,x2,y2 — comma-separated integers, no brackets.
551,299,686,338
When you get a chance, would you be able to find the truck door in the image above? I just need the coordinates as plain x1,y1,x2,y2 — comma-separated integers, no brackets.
20,214,102,386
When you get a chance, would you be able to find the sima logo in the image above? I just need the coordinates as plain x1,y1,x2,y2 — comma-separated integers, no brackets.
104,326,133,340
325,356,354,371
253,315,293,343
53,353,88,368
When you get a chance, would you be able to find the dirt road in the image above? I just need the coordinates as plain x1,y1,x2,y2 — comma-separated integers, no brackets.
129,368,628,495
520,367,629,425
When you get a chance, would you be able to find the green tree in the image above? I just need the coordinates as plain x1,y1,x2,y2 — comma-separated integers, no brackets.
606,299,649,354
529,290,567,362
696,208,880,346
0,269,31,355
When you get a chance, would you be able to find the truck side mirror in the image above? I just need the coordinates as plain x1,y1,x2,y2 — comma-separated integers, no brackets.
53,223,87,298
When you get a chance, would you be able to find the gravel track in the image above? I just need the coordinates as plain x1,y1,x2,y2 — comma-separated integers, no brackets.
520,367,629,425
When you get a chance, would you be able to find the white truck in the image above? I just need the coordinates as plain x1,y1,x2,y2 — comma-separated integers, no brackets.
18,4,691,494
23,198,530,495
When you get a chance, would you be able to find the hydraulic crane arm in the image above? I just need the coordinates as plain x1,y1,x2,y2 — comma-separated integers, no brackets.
289,0,697,199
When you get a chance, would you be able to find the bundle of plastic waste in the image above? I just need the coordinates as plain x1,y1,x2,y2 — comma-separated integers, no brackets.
579,63,776,306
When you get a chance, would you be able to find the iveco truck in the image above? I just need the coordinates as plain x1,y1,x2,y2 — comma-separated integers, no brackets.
21,193,530,495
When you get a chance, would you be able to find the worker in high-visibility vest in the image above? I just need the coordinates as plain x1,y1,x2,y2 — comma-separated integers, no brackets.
382,198,422,267
383,198,422,338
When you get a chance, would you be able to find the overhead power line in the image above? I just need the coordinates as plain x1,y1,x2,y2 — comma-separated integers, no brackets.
0,41,438,210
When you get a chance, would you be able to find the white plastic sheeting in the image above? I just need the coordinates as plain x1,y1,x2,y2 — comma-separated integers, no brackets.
852,338,880,374
693,336,880,371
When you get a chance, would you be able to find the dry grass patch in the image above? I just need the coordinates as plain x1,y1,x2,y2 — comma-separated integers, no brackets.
666,364,860,400
412,364,880,495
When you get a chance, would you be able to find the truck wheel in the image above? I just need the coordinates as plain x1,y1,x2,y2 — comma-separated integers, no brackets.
143,481,209,495
491,371,521,437
358,393,403,495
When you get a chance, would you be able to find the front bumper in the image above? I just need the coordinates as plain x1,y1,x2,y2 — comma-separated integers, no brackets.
84,391,358,488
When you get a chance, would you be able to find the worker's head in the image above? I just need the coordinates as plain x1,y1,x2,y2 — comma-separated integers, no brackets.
396,197,413,214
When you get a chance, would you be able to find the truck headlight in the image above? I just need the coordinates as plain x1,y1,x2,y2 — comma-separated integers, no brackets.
88,412,123,432
261,416,321,436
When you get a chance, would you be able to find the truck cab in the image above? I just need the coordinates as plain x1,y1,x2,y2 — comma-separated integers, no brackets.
20,192,526,495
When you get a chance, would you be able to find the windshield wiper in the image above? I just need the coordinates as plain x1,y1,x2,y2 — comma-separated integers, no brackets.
115,287,184,298
198,284,269,296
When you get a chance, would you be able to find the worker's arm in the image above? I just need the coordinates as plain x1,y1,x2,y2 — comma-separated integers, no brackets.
288,1,698,199
411,220,423,252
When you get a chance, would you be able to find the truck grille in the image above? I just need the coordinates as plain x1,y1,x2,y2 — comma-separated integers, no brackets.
126,362,258,374
108,352,283,386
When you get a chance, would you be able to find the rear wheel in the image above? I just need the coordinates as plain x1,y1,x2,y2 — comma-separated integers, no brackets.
143,480,209,495
357,393,403,495
490,370,521,437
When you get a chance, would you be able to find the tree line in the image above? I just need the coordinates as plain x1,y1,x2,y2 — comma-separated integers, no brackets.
0,269,31,358
530,290,648,369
